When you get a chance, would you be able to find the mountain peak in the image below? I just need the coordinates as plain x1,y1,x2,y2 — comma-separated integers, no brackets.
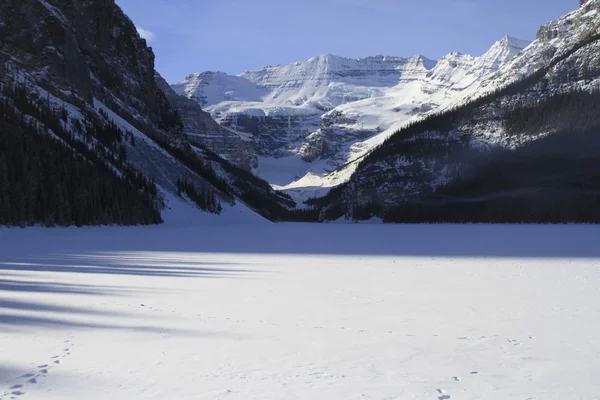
499,35,532,49
408,54,438,70
182,71,228,82
479,35,531,66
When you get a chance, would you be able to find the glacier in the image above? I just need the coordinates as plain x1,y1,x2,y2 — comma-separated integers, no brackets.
173,36,531,201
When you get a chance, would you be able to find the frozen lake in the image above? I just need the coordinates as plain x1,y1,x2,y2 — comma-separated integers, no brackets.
1,224,599,399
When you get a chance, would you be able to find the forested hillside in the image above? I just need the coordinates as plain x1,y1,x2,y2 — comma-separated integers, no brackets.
0,0,300,227
0,81,162,227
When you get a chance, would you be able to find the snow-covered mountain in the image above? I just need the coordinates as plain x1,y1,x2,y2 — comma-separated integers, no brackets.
174,36,530,200
4,0,597,226
321,0,600,222
172,71,267,108
470,0,600,97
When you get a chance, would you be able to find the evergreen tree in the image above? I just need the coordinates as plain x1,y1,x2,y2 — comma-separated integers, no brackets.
0,81,163,227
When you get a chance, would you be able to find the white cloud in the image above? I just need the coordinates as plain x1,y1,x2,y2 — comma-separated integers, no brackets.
136,26,156,42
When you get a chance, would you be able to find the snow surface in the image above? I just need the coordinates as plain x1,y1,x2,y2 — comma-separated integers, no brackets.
171,72,267,108
2,224,600,399
159,188,268,226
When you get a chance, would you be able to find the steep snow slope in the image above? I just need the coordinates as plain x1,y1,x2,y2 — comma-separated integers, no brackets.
174,37,530,200
172,71,267,108
160,189,269,226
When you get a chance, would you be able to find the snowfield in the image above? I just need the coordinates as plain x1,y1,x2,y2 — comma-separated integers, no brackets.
1,223,600,399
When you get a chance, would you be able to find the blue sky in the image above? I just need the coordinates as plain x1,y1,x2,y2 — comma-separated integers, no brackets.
115,0,576,83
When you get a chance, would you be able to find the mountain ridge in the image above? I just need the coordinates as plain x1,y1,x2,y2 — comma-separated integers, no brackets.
173,34,531,201
317,0,600,222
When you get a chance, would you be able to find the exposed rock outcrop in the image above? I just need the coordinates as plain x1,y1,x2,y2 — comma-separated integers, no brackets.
155,73,258,170
0,0,184,143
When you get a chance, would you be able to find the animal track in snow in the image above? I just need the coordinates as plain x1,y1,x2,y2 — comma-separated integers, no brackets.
143,302,406,337
1,339,73,400
443,367,483,398
457,335,494,342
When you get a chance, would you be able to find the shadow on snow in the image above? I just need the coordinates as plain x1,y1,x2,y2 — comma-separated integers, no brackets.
0,248,257,332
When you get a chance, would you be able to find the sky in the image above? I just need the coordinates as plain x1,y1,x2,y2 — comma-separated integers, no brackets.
115,0,577,83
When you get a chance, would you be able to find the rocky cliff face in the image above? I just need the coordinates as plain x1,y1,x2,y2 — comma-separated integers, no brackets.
239,54,437,108
0,0,182,142
156,73,258,170
0,0,272,219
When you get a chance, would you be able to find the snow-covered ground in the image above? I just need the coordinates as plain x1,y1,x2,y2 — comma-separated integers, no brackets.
1,223,600,399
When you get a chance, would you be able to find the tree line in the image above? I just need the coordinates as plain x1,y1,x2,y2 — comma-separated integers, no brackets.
0,81,162,227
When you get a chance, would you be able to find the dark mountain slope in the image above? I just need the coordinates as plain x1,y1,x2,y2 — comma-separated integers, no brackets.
315,23,600,223
0,0,295,226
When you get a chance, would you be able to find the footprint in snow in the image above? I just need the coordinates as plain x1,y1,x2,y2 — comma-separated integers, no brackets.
3,342,75,399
